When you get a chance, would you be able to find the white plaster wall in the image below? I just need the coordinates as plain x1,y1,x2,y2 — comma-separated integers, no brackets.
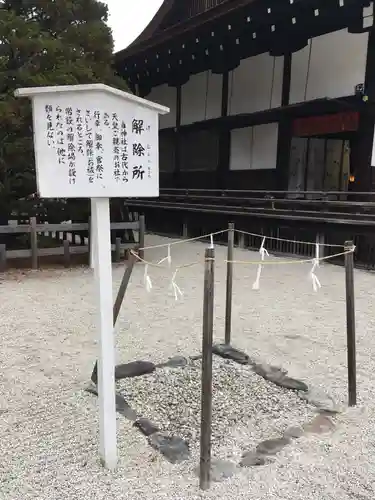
228,53,283,115
230,123,278,170
229,127,252,171
146,84,176,129
290,29,369,104
181,71,222,125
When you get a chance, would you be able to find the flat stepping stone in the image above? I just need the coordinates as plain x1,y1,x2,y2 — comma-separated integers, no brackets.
256,437,290,456
253,363,287,380
303,415,335,435
253,363,308,392
90,360,156,384
115,361,156,380
84,384,138,421
283,426,304,439
84,383,98,396
212,344,250,365
148,433,190,464
299,389,341,413
134,418,160,436
274,376,308,392
115,393,138,421
240,451,266,467
195,459,238,482
157,356,188,369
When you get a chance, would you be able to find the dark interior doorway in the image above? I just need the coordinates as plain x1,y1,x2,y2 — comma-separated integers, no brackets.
287,136,351,198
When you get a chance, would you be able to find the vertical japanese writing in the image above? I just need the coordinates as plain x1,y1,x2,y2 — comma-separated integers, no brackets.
56,105,65,165
132,118,145,181
94,111,104,180
45,104,55,148
65,107,76,185
85,110,94,183
120,121,128,183
112,113,120,181
147,144,151,179
104,112,110,127
76,108,84,155
132,119,144,135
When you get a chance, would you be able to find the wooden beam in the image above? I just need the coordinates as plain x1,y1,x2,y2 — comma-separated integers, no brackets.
218,71,230,189
352,29,375,194
281,53,291,108
276,53,292,190
174,84,182,187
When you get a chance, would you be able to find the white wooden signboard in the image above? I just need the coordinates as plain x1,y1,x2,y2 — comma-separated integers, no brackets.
15,84,169,471
15,84,168,198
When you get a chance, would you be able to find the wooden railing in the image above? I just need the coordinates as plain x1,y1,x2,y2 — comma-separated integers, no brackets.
125,190,375,268
0,216,145,271
127,189,375,228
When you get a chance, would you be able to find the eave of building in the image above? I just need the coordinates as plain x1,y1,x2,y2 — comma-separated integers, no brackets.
115,0,253,61
158,95,369,135
114,0,372,93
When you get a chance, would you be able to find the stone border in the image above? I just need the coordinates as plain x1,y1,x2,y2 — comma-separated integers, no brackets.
85,358,191,464
211,343,340,476
212,343,341,414
85,347,341,477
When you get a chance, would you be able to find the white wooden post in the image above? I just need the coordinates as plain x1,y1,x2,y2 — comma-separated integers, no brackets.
91,197,117,469
15,83,169,469
90,204,97,269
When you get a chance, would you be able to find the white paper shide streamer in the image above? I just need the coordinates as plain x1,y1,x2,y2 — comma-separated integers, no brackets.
210,234,214,248
144,264,152,292
315,241,320,267
158,244,172,267
252,237,269,290
309,257,321,292
171,269,183,301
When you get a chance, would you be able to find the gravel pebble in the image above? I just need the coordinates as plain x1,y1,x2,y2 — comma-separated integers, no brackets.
119,357,314,454
1,234,375,500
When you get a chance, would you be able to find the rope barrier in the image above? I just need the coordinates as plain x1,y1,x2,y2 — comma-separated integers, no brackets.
130,249,201,270
130,241,354,298
235,229,344,248
224,248,355,266
138,229,229,251
137,226,344,252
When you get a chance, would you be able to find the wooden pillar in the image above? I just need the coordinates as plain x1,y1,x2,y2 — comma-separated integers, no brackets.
218,71,230,189
352,29,375,194
174,84,182,188
276,53,292,190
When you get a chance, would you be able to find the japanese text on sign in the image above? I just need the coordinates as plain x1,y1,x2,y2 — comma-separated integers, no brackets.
40,99,159,197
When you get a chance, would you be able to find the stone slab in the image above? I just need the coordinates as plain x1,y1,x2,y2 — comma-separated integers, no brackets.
256,437,290,456
115,361,156,380
148,433,190,464
212,344,251,365
134,418,160,436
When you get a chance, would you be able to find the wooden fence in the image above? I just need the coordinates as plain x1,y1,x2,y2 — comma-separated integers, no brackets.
0,215,145,271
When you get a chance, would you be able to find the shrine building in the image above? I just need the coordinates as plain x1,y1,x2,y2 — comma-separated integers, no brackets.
113,0,375,266
115,0,375,193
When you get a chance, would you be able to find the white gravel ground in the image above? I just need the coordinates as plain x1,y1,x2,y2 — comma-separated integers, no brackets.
120,356,315,453
1,233,375,500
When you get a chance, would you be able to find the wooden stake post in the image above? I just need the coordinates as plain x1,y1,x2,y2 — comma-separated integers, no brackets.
225,223,234,345
91,253,136,384
15,84,169,470
200,247,215,490
345,241,357,406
